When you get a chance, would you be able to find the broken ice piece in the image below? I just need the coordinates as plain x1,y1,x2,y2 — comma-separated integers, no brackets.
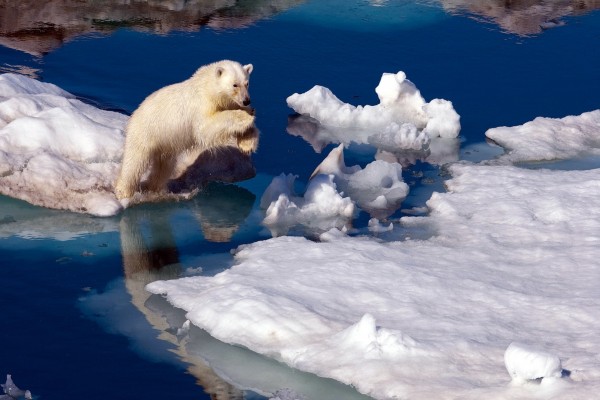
1,375,32,399
504,342,562,383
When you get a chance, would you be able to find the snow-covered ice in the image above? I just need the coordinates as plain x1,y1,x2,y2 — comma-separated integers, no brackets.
149,107,600,399
504,342,563,383
485,109,600,163
0,73,127,216
286,71,460,154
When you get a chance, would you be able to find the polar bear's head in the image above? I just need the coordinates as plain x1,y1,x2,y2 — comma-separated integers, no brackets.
214,60,254,108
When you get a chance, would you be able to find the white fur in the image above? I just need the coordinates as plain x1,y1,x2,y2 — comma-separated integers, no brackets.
115,60,259,200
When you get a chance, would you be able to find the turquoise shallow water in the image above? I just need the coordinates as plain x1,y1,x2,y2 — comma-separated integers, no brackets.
1,1,599,398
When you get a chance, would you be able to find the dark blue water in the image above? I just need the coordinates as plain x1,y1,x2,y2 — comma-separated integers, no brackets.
1,2,599,398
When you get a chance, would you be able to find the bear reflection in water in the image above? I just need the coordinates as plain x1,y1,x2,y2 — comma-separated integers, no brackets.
119,183,254,398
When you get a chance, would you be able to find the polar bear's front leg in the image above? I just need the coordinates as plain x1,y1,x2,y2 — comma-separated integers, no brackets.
237,126,260,154
202,109,256,138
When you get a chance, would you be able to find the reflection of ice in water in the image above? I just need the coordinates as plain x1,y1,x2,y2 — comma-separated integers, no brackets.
440,0,600,35
278,0,447,31
0,0,305,55
0,196,118,241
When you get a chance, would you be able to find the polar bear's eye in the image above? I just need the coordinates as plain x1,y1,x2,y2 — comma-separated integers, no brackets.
233,84,239,88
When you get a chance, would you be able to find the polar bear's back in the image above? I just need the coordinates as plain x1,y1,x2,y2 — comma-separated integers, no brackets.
126,79,198,154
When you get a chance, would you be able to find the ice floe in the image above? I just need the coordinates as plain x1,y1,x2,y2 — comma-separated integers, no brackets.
148,108,600,399
286,70,460,153
0,73,127,216
485,109,600,163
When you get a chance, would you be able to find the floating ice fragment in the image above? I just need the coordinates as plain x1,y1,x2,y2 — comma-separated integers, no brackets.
286,70,460,153
0,73,126,215
261,173,355,236
311,144,408,218
1,375,32,400
368,218,393,232
423,98,461,139
504,342,563,383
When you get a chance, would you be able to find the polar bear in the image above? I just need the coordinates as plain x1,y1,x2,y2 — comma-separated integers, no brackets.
114,60,259,200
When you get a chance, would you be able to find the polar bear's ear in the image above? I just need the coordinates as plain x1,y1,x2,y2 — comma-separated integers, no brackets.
216,67,224,78
244,64,253,75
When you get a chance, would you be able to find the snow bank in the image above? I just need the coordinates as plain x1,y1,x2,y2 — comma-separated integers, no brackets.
311,144,408,218
260,173,355,236
485,110,600,163
0,73,127,216
149,108,600,399
286,71,460,154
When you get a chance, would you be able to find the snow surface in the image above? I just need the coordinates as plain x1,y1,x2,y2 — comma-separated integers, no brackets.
0,73,127,216
149,108,600,400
